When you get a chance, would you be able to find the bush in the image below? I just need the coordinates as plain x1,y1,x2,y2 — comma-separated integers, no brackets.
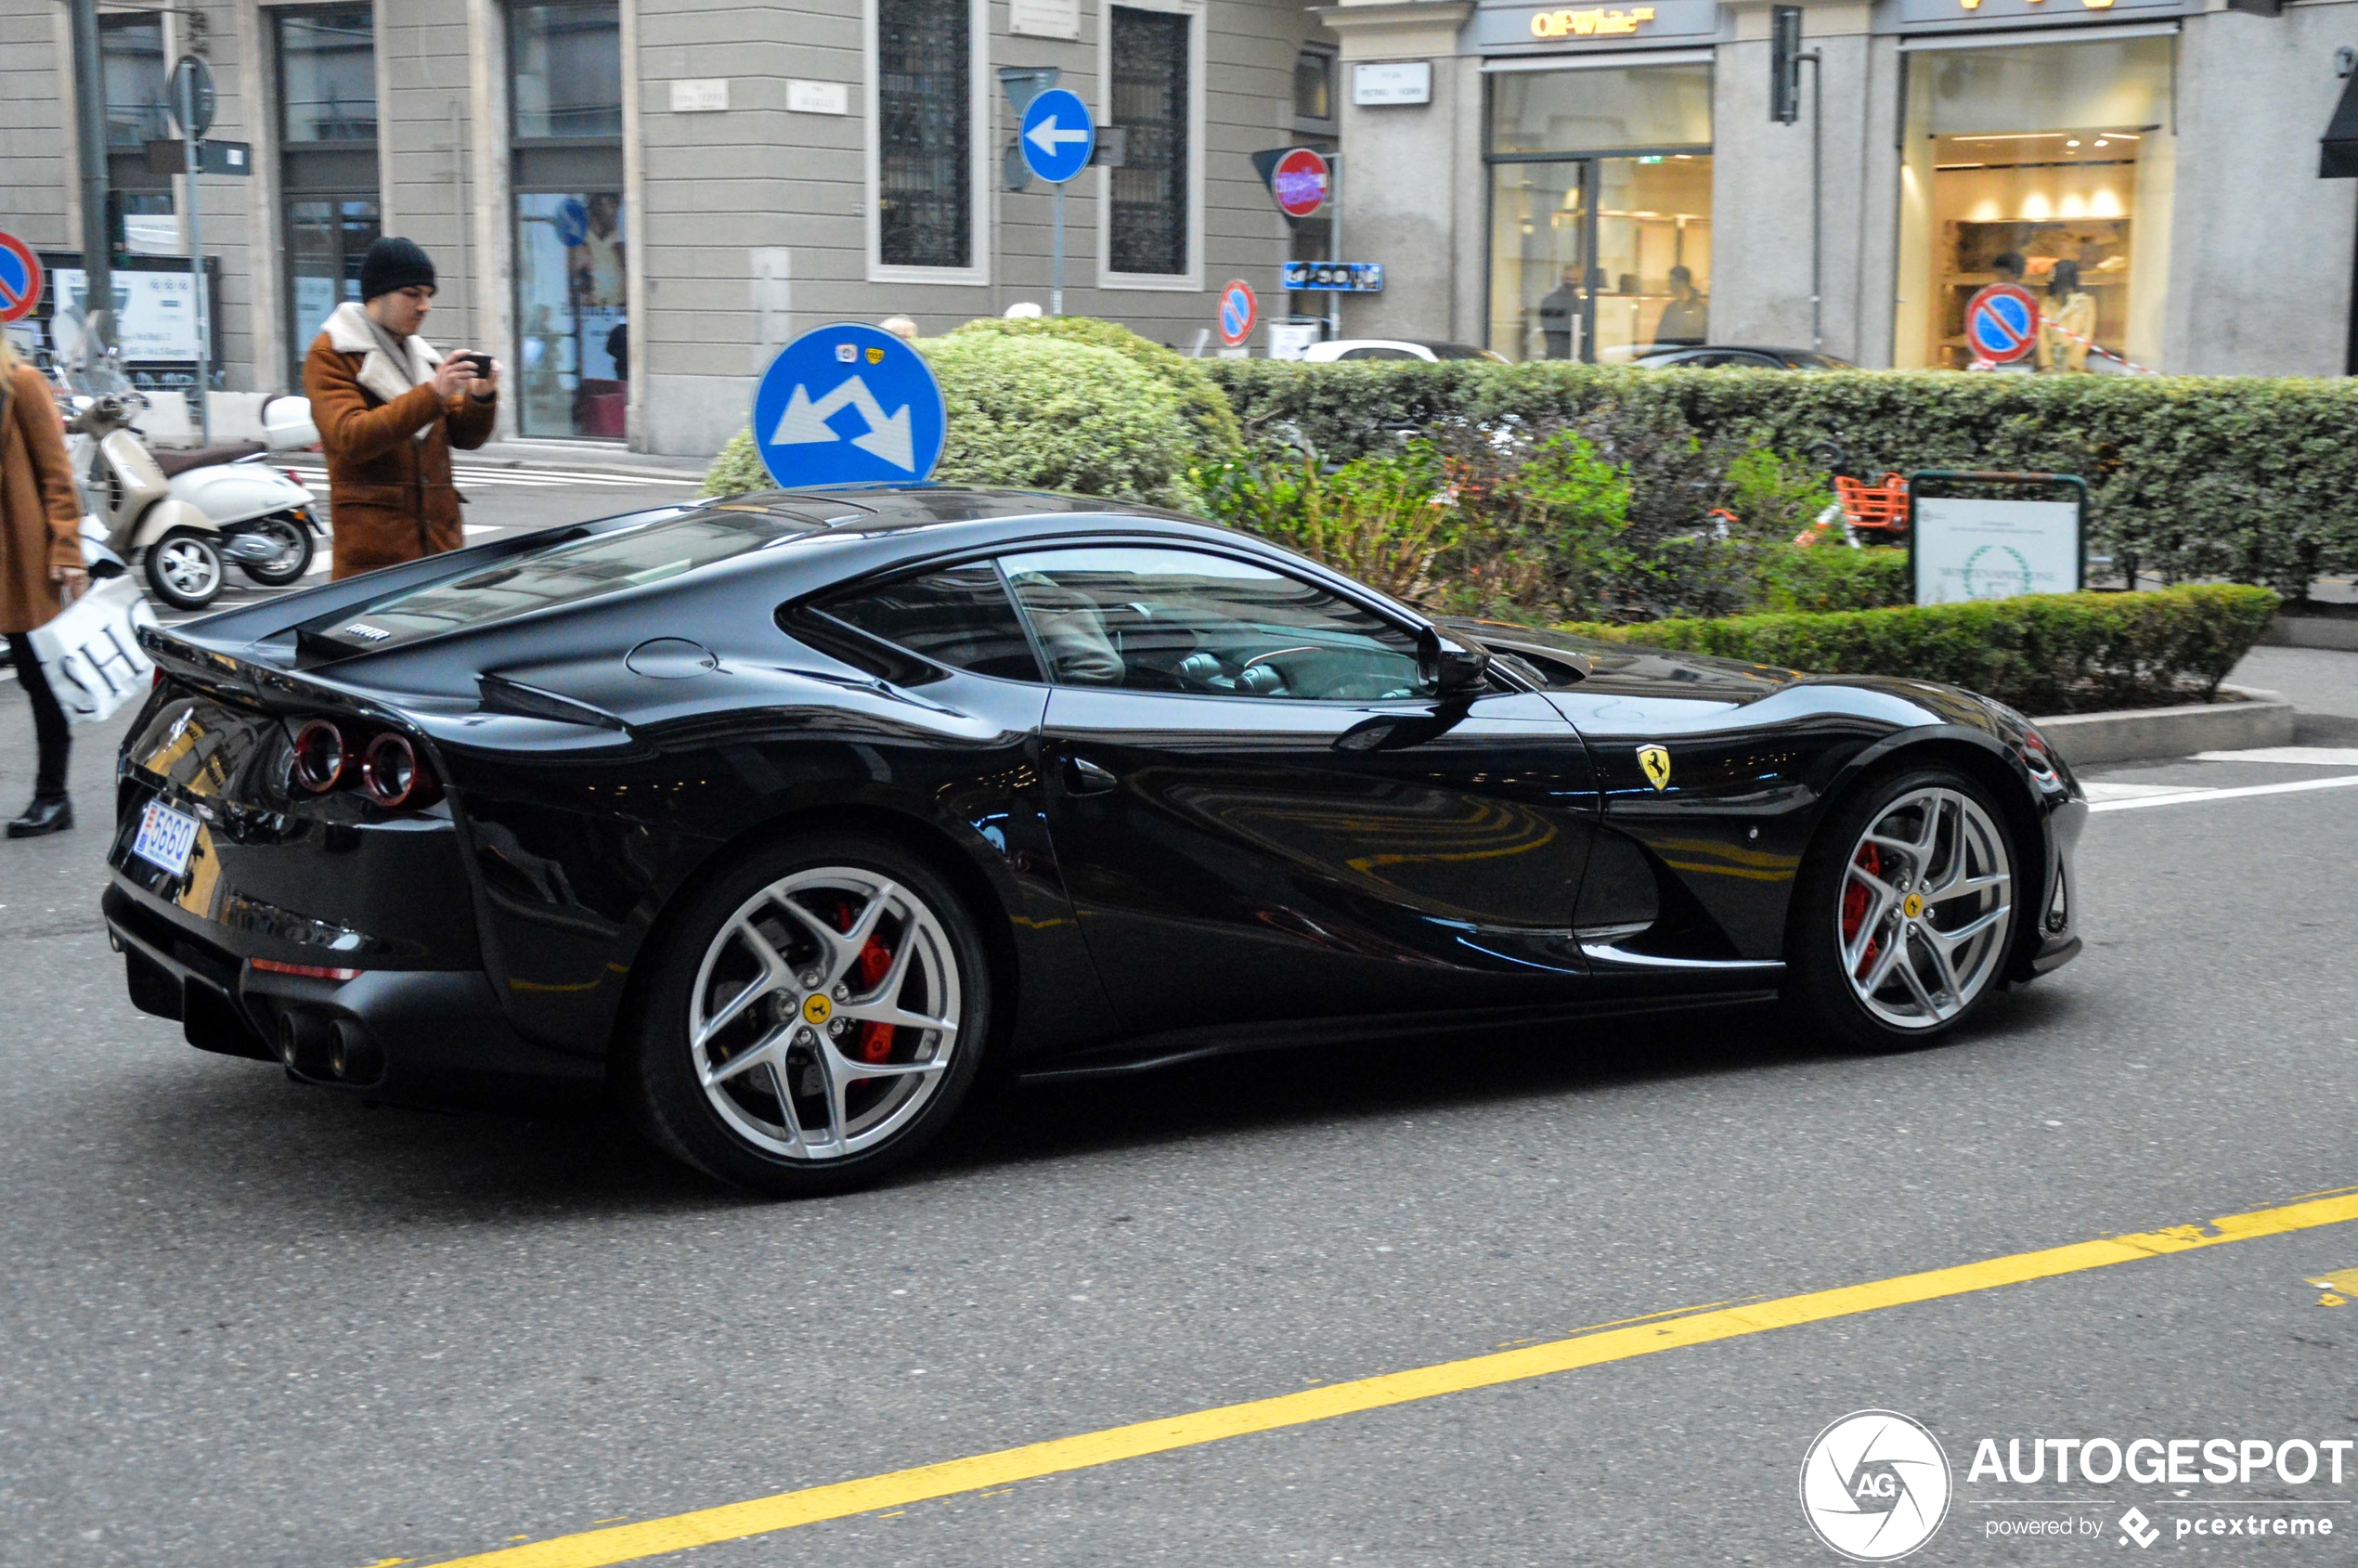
1558,583,2278,715
1204,361,2358,602
948,315,1242,460
1194,444,1454,599
1755,547,1911,613
701,330,1201,506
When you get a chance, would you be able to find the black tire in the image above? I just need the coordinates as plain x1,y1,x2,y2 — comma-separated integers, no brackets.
626,829,993,1197
235,514,317,586
1782,765,2019,1053
143,527,225,611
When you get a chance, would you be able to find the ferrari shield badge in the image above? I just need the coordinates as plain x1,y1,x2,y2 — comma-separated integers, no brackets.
1637,745,1673,791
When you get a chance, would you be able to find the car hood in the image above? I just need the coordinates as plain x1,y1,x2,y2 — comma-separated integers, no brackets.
1446,618,1800,705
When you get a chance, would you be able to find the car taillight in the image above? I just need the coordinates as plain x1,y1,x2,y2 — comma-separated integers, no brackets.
359,732,440,809
251,957,361,981
291,719,347,793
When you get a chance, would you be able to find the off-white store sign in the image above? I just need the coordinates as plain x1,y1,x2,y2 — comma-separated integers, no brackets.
1911,497,2082,604
1012,0,1082,37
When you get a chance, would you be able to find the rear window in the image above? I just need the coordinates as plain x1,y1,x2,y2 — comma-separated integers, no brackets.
313,507,796,650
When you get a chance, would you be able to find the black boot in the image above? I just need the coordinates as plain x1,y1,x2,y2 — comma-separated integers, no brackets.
6,796,72,838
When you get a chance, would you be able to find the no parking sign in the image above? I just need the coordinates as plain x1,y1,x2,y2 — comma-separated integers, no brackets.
1963,283,2039,366
0,231,44,325
1215,280,1257,348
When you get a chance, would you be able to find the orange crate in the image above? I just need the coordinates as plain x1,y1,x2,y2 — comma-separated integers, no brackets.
1833,473,1910,535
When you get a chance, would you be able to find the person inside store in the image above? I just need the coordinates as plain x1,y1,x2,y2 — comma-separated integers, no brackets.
1655,265,1707,346
2037,259,2097,373
0,330,90,838
1992,251,2027,286
1537,266,1583,359
304,237,499,579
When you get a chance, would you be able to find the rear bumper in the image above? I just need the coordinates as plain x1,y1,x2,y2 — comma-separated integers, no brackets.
104,881,602,1103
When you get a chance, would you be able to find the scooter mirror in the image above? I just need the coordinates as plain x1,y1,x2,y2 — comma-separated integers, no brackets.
259,395,319,451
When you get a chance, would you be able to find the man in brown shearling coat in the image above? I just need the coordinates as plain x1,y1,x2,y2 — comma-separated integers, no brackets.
304,237,499,580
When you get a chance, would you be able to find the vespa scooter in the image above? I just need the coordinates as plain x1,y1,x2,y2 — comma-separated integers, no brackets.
155,395,323,594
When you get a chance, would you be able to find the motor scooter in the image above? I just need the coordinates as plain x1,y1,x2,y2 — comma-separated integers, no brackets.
61,356,322,612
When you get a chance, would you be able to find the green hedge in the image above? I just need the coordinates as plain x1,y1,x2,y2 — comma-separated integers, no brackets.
1206,362,2358,602
1558,583,2278,716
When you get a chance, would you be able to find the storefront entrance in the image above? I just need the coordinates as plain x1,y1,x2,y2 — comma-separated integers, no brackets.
1485,60,1714,364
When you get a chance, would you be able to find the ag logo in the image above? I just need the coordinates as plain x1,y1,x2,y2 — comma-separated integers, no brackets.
1637,744,1673,791
1799,1410,1951,1562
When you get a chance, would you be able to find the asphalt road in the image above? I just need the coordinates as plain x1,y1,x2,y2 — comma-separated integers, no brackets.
3,525,2355,1568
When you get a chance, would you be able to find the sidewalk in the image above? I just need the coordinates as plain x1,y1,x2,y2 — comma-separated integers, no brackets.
450,440,712,482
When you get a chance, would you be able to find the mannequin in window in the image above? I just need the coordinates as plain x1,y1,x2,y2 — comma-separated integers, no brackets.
2036,260,2096,372
1654,265,1707,346
1991,250,2027,286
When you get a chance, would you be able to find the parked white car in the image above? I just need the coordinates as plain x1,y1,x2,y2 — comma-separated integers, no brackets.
1300,339,1507,364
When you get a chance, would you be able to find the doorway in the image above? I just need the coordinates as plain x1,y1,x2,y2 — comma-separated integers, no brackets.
1487,153,1714,363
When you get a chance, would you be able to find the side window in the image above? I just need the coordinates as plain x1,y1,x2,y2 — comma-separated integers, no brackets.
1339,345,1419,361
999,545,1432,702
816,562,1043,681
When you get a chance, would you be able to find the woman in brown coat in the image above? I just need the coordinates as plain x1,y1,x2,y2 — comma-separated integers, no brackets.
303,238,498,579
1,334,90,837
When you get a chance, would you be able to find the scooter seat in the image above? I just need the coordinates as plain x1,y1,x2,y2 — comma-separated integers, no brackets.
153,441,268,477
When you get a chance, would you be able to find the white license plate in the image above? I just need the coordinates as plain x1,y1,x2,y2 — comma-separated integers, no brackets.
130,800,201,878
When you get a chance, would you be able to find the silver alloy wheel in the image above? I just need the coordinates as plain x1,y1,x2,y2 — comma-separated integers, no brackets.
240,515,310,581
154,535,222,600
1836,786,2014,1030
687,867,962,1161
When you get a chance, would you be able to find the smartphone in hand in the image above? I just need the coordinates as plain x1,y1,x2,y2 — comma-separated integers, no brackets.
454,352,494,378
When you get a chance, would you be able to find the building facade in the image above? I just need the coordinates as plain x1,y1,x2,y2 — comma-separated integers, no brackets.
0,0,1337,455
1319,0,2358,376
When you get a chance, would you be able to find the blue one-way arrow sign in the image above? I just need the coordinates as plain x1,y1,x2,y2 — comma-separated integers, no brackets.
1018,87,1095,185
752,322,947,487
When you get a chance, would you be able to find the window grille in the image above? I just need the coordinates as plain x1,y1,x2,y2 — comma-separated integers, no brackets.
1109,6,1189,277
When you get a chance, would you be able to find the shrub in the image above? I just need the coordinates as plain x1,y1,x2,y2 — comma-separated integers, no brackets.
1557,583,2278,715
700,330,1201,505
1203,361,2358,602
1194,444,1455,599
948,315,1243,460
1754,547,1911,613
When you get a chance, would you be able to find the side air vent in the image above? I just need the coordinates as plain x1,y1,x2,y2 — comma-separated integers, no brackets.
477,674,626,730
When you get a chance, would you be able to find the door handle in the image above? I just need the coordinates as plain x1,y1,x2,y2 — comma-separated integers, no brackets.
1062,755,1119,796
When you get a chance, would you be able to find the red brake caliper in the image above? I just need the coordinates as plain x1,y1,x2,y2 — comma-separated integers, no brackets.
828,900,898,1064
1841,844,1882,979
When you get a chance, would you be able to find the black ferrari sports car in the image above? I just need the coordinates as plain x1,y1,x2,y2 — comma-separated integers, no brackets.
106,487,2085,1194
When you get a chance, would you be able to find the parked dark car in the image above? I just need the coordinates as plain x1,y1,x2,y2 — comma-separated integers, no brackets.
1631,345,1857,370
106,488,2083,1194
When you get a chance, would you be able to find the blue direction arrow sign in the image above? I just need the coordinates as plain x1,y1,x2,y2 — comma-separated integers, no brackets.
1019,87,1095,185
752,322,947,488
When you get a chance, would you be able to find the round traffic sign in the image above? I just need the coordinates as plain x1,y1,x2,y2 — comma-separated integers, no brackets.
1017,87,1095,185
0,231,45,325
171,54,216,140
1216,280,1257,347
1963,282,2040,365
1270,148,1329,220
751,322,948,488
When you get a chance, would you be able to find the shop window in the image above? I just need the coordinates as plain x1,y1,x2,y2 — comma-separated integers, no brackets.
100,15,172,252
279,7,377,144
1485,64,1714,364
1108,5,1193,279
511,1,625,437
1893,35,2174,372
875,0,973,271
286,198,381,377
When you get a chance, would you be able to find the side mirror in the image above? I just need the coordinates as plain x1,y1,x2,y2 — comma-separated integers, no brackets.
1418,626,1492,698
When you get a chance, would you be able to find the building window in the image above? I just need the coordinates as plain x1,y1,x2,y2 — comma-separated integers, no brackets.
875,0,972,270
278,7,382,384
510,1,623,139
1108,5,1190,278
1484,63,1714,364
511,1,626,438
99,14,172,253
1294,49,1334,127
1892,35,2175,372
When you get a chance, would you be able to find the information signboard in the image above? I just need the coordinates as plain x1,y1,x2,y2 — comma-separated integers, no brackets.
1908,473,2086,605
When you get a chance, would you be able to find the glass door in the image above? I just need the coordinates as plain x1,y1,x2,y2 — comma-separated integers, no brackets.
1488,160,1591,364
1488,154,1715,363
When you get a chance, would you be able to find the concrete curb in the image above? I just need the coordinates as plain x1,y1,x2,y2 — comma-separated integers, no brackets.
2257,615,2358,652
2035,683,2296,766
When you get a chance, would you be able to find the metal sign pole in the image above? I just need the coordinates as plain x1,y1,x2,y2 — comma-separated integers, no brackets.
175,61,213,443
1328,157,1341,343
1053,184,1065,317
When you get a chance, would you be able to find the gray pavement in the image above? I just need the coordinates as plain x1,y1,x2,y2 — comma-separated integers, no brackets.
2,575,2355,1567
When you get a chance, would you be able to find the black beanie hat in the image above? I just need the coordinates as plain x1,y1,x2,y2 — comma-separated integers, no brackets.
359,237,436,302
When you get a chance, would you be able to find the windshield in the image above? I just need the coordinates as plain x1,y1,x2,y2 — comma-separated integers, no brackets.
312,506,798,650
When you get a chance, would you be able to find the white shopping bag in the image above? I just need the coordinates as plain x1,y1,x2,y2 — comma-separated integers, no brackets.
25,575,159,726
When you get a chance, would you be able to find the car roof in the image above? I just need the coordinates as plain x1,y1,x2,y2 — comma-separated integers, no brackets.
703,485,1129,532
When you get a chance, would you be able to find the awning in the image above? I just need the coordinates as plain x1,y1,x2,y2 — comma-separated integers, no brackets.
2322,71,2358,177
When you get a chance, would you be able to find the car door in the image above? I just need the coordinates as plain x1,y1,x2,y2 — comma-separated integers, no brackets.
1002,543,1600,1038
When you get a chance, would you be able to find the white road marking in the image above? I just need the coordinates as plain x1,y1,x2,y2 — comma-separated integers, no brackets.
287,466,693,490
2188,746,2358,767
2088,774,2358,812
2081,781,2206,803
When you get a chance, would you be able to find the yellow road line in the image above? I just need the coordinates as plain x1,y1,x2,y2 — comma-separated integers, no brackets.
418,1187,2358,1568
